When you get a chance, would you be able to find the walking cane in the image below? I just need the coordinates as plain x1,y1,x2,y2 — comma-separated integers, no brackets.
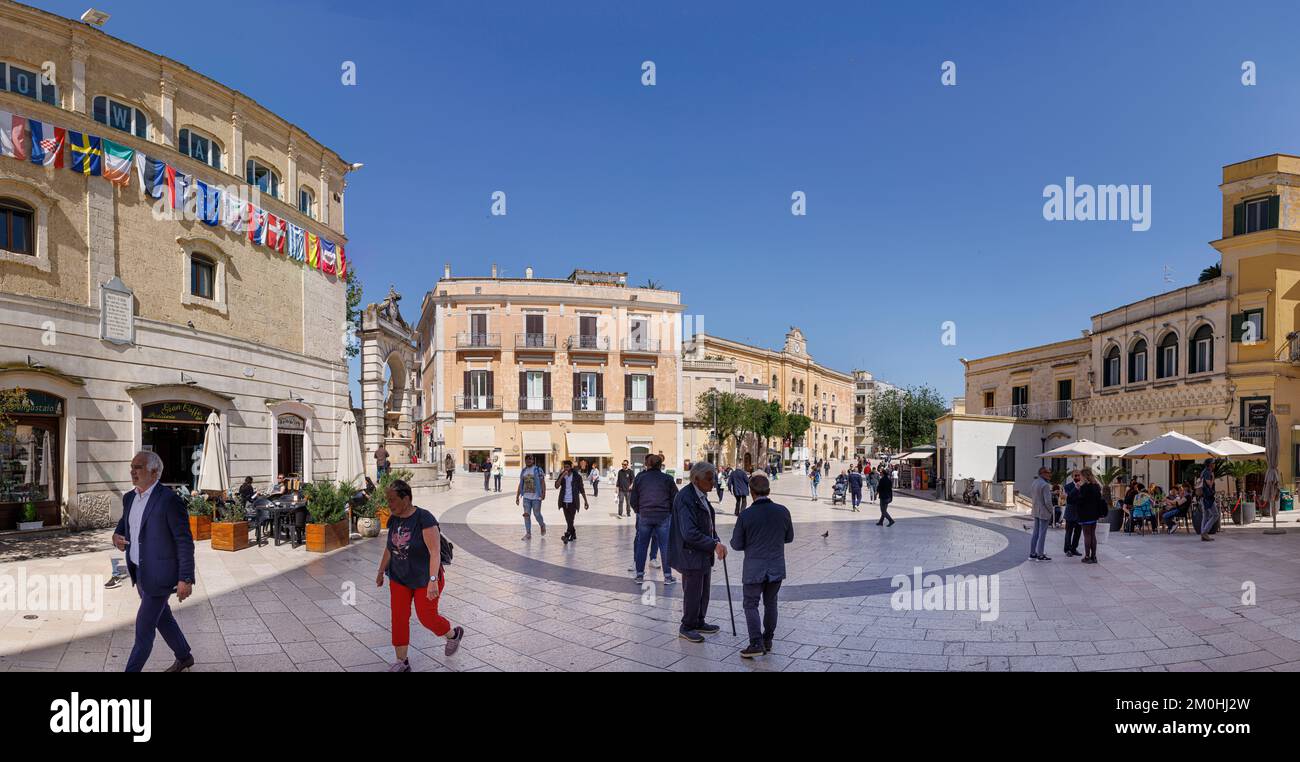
709,505,738,637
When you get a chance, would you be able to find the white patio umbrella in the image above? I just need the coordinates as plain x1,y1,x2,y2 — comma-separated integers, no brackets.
195,411,229,495
1207,437,1266,461
1263,412,1286,535
1118,431,1227,460
336,415,364,488
1038,439,1125,458
39,430,51,500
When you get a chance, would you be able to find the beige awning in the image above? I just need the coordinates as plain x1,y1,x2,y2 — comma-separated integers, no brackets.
462,425,496,449
566,432,612,457
522,431,552,454
898,451,932,461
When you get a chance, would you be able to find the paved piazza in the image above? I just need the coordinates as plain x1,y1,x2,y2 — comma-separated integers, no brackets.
3,471,1300,672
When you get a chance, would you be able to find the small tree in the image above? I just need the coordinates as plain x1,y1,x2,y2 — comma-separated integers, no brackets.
303,480,352,525
785,413,812,451
1198,263,1221,283
870,386,948,452
1217,459,1265,498
344,269,363,359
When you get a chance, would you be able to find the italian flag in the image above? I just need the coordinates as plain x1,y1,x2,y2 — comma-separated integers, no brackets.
101,139,134,186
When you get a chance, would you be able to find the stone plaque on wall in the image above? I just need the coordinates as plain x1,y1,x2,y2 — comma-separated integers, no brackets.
99,276,135,346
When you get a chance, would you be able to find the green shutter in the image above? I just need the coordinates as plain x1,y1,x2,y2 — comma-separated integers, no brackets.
1231,313,1244,342
1233,202,1246,235
1269,195,1281,230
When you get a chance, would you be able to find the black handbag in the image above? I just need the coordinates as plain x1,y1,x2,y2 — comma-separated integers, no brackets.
439,533,454,565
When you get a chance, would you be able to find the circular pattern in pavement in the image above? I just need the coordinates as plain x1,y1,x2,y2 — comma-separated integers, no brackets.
437,494,1029,601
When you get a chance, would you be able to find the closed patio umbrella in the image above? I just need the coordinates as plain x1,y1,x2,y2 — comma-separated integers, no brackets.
22,431,35,485
336,415,364,489
195,411,229,495
1263,412,1285,535
39,430,51,501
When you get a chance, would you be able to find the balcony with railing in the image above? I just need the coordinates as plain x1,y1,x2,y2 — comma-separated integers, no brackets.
518,396,553,419
514,333,556,350
455,332,501,349
567,335,610,352
455,394,501,412
620,337,661,354
1230,426,1266,445
624,398,657,418
981,400,1073,420
573,396,606,419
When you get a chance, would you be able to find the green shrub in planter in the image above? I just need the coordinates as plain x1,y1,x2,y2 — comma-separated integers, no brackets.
21,502,38,523
365,469,415,518
215,498,246,523
303,480,351,525
187,495,214,517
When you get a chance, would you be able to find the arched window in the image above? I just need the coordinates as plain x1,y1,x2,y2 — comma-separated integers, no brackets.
791,378,797,392
1,61,58,105
190,254,215,300
298,186,316,219
93,96,148,139
0,197,34,255
1128,338,1148,383
1189,325,1214,373
1157,332,1178,379
1103,345,1121,387
178,128,222,169
246,159,281,199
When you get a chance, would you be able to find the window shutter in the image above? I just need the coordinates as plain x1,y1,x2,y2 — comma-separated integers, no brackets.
1269,195,1281,229
543,372,551,399
1233,203,1246,236
624,374,632,400
520,371,527,397
573,373,580,400
596,374,604,399
647,376,655,400
1231,313,1244,342
487,371,495,398
463,371,470,397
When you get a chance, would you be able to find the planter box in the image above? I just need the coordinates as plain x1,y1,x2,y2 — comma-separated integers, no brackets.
17,521,44,531
306,518,350,552
211,521,249,552
189,515,212,541
374,508,390,530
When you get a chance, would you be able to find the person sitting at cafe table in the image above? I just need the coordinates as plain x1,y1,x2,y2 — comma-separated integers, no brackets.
238,476,257,506
269,473,288,496
1127,484,1156,533
1161,484,1190,534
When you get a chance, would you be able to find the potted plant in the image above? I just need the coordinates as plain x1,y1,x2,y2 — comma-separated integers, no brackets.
187,495,214,541
368,469,414,530
17,502,43,531
210,498,249,552
354,498,379,538
1218,459,1266,524
303,480,351,552
1098,465,1127,536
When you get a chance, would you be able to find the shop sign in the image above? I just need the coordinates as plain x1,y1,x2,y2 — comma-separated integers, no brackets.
142,402,210,423
100,277,136,346
277,414,306,432
11,390,63,416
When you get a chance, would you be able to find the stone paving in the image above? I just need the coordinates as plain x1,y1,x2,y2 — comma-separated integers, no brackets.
3,470,1300,672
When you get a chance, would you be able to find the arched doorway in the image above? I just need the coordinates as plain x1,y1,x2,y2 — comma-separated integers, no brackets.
141,401,213,492
0,389,63,530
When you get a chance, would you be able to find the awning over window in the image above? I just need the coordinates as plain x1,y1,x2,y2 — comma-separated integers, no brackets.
566,432,612,457
462,425,496,450
522,431,552,454
898,451,932,461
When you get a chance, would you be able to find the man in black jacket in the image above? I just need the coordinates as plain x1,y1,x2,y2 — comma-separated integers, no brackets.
615,460,635,518
629,454,677,584
554,460,588,543
729,473,793,658
668,461,726,643
876,465,895,526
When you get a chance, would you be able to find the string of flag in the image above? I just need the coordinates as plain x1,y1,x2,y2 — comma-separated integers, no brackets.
0,107,346,278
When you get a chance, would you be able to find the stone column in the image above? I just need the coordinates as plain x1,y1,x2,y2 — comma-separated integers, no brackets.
68,39,88,114
86,177,115,305
230,109,244,187
286,135,298,207
158,70,176,148
319,159,330,227
359,333,385,479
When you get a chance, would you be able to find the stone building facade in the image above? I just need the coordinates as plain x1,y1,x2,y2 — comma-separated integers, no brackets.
0,1,354,529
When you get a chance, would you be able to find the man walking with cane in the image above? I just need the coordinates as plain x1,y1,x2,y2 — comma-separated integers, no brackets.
668,461,727,643
729,473,793,658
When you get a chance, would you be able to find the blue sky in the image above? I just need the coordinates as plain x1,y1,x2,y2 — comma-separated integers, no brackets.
29,0,1300,401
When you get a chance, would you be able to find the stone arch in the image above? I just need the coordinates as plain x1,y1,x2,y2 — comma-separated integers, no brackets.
359,290,417,478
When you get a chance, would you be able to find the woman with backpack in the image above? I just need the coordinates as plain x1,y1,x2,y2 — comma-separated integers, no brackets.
376,478,464,671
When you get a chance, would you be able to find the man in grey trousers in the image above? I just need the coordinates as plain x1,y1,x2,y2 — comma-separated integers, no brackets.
1029,467,1054,561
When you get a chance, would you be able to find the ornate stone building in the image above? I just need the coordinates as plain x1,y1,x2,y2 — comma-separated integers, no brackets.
0,2,354,529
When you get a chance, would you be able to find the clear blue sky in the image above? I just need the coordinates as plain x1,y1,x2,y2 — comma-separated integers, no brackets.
30,0,1300,402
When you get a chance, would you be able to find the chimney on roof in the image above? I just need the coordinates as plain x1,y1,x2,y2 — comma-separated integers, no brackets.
491,263,498,278
443,263,451,279
525,267,534,279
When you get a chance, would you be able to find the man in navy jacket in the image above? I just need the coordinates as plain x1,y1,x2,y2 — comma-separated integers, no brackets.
729,473,793,657
112,450,196,672
668,461,726,643
629,454,678,584
727,466,750,515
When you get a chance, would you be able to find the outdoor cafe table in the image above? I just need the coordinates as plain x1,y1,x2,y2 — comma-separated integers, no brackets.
267,497,306,547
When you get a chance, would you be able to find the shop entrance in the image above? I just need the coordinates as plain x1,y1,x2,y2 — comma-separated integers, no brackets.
0,390,63,530
630,445,649,472
465,449,491,472
276,414,306,480
142,402,212,492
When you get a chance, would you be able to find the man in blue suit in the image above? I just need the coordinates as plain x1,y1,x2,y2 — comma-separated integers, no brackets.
668,461,726,643
727,466,750,515
113,450,196,672
729,473,793,658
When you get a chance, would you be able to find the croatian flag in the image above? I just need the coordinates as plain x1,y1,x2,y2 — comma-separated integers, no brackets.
29,120,65,168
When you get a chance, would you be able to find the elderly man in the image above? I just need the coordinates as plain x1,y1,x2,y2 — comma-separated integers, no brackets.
729,473,793,658
112,451,196,672
1029,466,1054,561
727,465,750,515
668,461,726,643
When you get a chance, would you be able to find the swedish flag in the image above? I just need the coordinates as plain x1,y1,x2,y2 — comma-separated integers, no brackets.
68,131,101,176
